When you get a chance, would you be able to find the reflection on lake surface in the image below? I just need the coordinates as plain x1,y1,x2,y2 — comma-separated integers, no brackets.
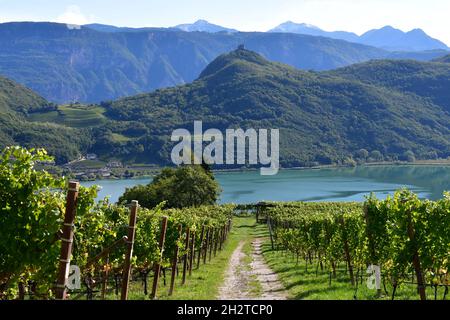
81,165,450,204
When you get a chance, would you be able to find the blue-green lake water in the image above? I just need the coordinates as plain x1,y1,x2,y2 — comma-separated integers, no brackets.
81,165,450,204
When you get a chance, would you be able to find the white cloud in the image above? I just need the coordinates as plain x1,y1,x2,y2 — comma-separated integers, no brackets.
55,5,93,25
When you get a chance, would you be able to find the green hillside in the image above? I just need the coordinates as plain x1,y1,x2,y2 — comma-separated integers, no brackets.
433,54,450,63
0,75,91,163
0,76,54,114
329,60,450,110
2,48,450,167
101,49,450,166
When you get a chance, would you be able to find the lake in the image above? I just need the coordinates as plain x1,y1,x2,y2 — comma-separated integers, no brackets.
81,165,450,204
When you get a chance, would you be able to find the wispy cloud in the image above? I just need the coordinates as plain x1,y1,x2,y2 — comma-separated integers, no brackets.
55,5,94,25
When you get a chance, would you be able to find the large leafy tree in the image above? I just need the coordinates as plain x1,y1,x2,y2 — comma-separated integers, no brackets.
119,165,221,209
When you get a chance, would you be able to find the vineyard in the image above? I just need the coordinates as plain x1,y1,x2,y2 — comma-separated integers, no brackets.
1,146,449,301
0,147,234,300
260,192,450,300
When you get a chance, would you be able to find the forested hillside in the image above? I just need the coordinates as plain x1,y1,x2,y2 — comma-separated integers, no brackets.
0,76,90,163
2,48,450,166
101,49,450,166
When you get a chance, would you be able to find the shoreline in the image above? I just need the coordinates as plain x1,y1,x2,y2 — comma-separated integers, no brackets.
76,160,450,183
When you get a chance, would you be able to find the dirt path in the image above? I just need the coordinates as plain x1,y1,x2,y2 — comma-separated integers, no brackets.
250,238,288,300
218,238,288,300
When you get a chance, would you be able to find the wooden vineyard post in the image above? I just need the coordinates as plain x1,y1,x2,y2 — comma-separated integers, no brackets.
213,228,218,257
196,225,205,269
256,204,260,223
267,217,274,250
55,181,79,300
121,200,139,300
223,224,227,243
219,226,224,251
189,231,195,276
18,282,25,300
151,216,168,299
182,228,190,285
101,254,110,300
203,228,210,264
225,220,230,240
169,224,183,296
406,209,426,300
208,228,214,261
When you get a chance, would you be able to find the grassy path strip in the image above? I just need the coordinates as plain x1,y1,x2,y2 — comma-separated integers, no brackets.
218,218,288,300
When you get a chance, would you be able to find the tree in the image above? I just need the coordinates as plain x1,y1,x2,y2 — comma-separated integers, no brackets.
356,149,369,160
369,150,384,162
343,157,357,167
119,165,221,209
403,150,416,163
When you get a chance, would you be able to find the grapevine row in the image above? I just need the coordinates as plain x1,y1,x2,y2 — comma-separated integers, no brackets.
262,190,450,300
0,147,234,299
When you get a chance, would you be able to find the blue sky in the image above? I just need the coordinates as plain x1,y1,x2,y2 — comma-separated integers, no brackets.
1,0,449,45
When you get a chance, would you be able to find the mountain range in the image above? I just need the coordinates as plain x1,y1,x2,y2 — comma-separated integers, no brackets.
0,22,448,103
1,48,450,166
174,20,238,33
269,22,450,52
84,20,238,33
87,20,450,52
269,22,359,43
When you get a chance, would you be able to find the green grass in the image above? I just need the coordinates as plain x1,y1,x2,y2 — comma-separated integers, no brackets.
27,110,60,122
110,133,133,143
261,240,449,300
28,104,107,128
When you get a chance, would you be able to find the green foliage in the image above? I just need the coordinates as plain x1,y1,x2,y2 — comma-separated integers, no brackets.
266,190,450,295
0,146,233,299
0,76,53,114
0,146,98,297
366,190,450,284
3,48,450,167
402,150,416,162
119,166,221,209
0,147,64,294
102,49,450,167
0,78,92,164
28,104,107,128
433,54,450,63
